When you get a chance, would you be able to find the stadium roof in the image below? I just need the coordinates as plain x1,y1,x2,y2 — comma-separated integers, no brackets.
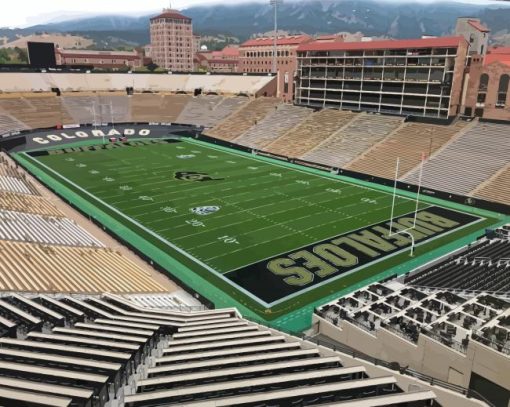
467,19,490,33
241,35,312,47
297,36,466,52
150,9,191,21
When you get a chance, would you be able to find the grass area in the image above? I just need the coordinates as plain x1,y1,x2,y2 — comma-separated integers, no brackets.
16,137,507,330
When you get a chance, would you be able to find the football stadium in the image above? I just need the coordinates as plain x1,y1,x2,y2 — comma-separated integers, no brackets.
0,14,509,406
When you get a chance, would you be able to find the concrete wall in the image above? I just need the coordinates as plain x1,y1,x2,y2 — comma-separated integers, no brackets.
314,314,510,398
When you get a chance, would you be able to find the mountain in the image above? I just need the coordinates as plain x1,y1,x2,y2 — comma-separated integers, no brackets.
1,0,510,49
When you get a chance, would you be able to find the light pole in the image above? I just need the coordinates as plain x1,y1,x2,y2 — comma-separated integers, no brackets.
269,0,281,75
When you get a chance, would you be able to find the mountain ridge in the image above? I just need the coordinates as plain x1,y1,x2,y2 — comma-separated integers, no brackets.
1,0,509,49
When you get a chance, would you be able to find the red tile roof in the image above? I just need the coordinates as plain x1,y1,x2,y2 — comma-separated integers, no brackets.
150,10,191,21
488,46,510,55
222,46,240,57
485,54,510,67
297,36,466,52
241,35,312,48
467,19,490,33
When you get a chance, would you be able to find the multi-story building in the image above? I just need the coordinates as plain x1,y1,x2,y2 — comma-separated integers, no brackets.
196,46,240,73
149,8,194,72
295,36,469,119
463,47,510,120
55,47,144,69
239,35,312,102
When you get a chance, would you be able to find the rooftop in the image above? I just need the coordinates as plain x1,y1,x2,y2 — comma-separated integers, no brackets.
297,36,467,52
150,8,191,21
467,19,490,33
241,35,312,48
56,49,140,57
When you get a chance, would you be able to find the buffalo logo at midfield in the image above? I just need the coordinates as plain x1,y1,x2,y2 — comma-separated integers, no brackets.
190,206,220,216
174,171,223,182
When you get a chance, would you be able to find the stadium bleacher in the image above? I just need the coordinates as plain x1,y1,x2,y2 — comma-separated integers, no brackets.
404,122,510,197
404,235,510,294
266,108,357,157
0,240,168,293
0,209,104,247
472,163,510,206
345,120,469,180
61,94,132,124
0,161,39,195
175,95,223,127
302,113,404,168
0,292,443,407
0,191,62,217
204,97,280,141
130,94,191,123
0,95,74,128
233,104,313,149
0,112,29,136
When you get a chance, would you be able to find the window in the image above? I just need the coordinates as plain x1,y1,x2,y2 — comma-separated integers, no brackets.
478,73,489,92
497,74,509,108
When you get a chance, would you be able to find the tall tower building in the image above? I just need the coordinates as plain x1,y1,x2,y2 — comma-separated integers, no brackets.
150,8,194,72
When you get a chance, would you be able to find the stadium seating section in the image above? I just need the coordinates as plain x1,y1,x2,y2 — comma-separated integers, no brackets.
266,109,357,157
0,156,170,295
405,122,510,198
303,113,404,168
404,234,510,294
0,292,439,407
130,94,190,123
0,86,509,207
473,163,510,206
346,120,469,180
233,104,313,149
204,97,280,141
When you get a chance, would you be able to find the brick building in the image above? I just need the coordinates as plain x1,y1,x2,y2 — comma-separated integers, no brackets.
150,8,194,72
295,36,469,119
239,35,312,102
55,47,143,69
196,46,240,73
463,47,510,120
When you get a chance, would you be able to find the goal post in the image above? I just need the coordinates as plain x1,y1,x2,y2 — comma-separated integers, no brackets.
388,153,426,257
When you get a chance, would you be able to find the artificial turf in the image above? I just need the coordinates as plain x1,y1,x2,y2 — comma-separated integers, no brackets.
16,137,506,329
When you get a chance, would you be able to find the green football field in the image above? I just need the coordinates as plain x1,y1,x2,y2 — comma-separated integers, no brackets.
16,137,506,329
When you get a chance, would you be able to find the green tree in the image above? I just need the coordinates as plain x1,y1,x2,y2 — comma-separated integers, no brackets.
146,62,159,72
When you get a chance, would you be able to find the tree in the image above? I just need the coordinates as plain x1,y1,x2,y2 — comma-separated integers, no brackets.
146,62,159,72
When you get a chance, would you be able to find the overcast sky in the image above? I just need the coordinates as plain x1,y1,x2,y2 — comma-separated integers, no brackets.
0,0,504,29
